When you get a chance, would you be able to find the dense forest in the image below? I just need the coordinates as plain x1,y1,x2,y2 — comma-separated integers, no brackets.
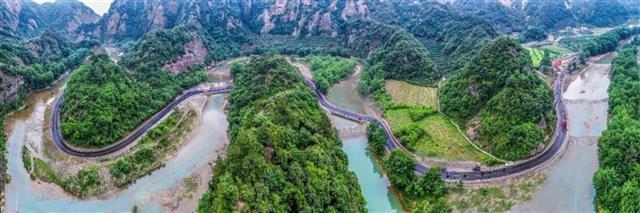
61,27,206,147
401,5,497,73
0,30,92,91
593,38,640,212
306,56,356,93
197,55,365,212
571,27,640,57
439,37,554,160
61,55,139,147
368,3,497,73
519,27,548,43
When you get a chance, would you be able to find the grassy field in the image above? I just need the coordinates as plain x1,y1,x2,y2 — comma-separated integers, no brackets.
385,80,439,109
526,47,545,68
383,79,495,163
385,109,491,163
526,45,571,68
539,45,571,56
32,158,62,184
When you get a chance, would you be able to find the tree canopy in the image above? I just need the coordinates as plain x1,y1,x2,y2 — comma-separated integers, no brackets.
439,37,554,160
197,55,365,212
593,38,640,212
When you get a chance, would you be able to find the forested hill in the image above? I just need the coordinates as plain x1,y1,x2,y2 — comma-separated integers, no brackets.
593,38,640,212
447,0,633,32
197,55,365,212
439,37,555,161
0,30,92,113
61,26,207,147
383,3,498,72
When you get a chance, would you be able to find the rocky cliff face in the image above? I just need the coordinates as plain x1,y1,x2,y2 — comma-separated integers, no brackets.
81,0,185,42
0,0,43,38
162,34,207,74
83,0,370,42
40,0,100,33
0,0,99,39
0,71,24,104
247,0,368,36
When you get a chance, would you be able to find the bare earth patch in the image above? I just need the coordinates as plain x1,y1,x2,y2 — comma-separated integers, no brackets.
448,172,546,212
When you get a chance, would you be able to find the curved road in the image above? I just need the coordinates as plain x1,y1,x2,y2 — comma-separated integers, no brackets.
304,68,567,180
51,64,568,181
51,86,232,157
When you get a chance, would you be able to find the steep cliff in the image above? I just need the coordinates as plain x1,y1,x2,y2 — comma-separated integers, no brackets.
0,0,99,39
0,0,44,38
82,0,369,42
0,71,24,105
40,0,100,33
79,0,186,42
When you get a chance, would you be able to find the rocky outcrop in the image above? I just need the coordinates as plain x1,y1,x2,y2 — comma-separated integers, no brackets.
0,71,24,104
83,0,371,42
0,0,99,39
162,36,207,74
40,0,100,33
76,0,633,42
83,0,185,42
0,0,43,38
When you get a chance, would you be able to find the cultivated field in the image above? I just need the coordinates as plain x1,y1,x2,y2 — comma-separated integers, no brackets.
526,45,571,68
385,80,439,109
386,109,491,163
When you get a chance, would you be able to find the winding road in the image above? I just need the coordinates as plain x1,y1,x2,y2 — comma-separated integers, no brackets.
51,61,568,181
51,86,232,157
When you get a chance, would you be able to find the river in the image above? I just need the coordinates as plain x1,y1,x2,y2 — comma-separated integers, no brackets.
3,58,403,212
4,74,230,211
325,65,403,212
513,58,611,211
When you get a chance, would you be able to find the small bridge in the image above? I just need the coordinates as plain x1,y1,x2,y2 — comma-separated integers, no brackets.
51,59,571,182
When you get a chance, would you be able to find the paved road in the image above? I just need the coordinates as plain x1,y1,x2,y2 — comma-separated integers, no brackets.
304,69,567,180
51,64,568,181
50,86,232,157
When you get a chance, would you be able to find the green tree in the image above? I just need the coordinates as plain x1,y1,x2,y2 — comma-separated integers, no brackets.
494,123,543,160
385,150,416,192
367,123,387,157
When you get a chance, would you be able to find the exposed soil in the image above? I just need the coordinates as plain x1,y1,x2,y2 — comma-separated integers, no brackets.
163,36,208,75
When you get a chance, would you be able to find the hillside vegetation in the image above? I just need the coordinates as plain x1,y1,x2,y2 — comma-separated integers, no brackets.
439,37,554,160
197,55,365,212
306,56,356,93
370,3,497,73
563,27,640,56
0,31,93,197
61,27,207,147
593,38,640,212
